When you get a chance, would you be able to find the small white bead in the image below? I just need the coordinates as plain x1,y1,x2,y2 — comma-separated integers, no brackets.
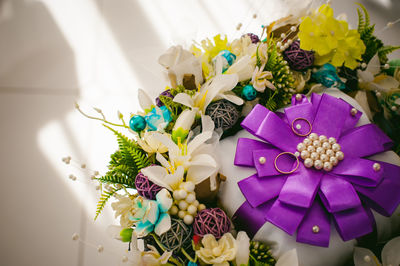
376,91,382,97
320,154,329,162
95,185,101,191
294,152,300,157
184,181,195,192
281,33,286,39
122,256,128,263
297,143,306,152
330,156,339,166
280,46,285,51
313,140,321,147
178,189,188,199
295,94,302,101
391,106,398,111
326,149,335,157
309,133,318,141
296,124,302,130
187,205,197,215
304,158,314,168
307,145,316,153
322,142,331,150
314,160,323,170
361,62,367,69
303,138,312,146
198,204,206,211
387,22,394,28
72,233,80,241
364,255,371,262
97,245,104,253
332,143,341,152
284,43,289,49
328,137,336,145
183,214,194,225
373,163,381,172
290,26,297,32
277,41,282,47
301,150,310,159
178,210,186,219
259,156,266,164
179,200,188,210
287,39,293,45
193,200,199,207
384,63,390,69
312,225,320,233
316,147,325,154
310,152,319,161
173,190,181,200
336,151,344,161
350,108,358,116
186,193,196,203
323,162,333,171
319,135,327,142
253,14,257,18
170,205,179,215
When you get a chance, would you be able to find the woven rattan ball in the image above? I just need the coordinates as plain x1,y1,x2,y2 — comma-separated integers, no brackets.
159,218,193,253
193,208,231,239
283,40,314,71
205,100,239,131
135,171,163,200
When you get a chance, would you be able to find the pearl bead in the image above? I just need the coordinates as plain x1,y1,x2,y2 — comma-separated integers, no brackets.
178,190,187,199
287,39,293,45
178,210,186,219
332,143,341,152
295,94,302,101
336,151,344,160
186,193,196,203
193,200,199,207
350,108,358,116
301,150,310,159
312,225,320,233
297,143,306,152
294,151,300,157
303,138,312,146
179,200,188,210
309,133,318,141
364,255,371,262
183,214,194,225
122,256,128,263
184,181,195,192
72,233,80,241
307,145,315,152
316,147,325,154
198,204,206,211
296,124,302,130
310,152,319,160
384,63,390,69
313,140,321,147
97,245,104,253
328,137,336,145
361,62,367,69
322,142,331,150
376,91,382,97
304,158,314,168
330,156,338,166
391,106,397,111
320,154,329,162
373,163,381,172
173,190,181,200
259,156,266,164
170,205,179,215
187,205,197,215
326,149,335,157
314,160,323,170
281,33,286,38
290,26,297,32
319,135,327,142
323,162,333,171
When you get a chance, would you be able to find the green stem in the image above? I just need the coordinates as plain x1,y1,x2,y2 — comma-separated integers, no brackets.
180,248,195,262
76,105,129,129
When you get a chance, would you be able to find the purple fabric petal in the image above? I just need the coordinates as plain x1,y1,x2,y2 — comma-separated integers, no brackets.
341,102,362,133
332,158,384,187
232,200,274,238
340,124,393,158
278,165,322,208
253,149,295,177
297,200,331,247
333,205,373,241
234,138,273,167
241,104,270,135
255,112,301,152
238,174,286,207
284,102,314,136
355,162,400,216
291,93,309,105
319,174,361,212
266,200,307,235
312,94,349,139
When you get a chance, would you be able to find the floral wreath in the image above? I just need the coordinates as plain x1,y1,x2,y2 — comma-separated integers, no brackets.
66,3,400,266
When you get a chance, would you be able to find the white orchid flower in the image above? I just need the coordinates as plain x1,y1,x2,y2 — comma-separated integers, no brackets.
354,236,400,266
158,45,203,87
357,54,399,93
138,88,155,113
137,131,169,154
173,73,242,115
251,62,276,92
172,109,196,142
141,116,218,188
224,55,256,82
235,231,250,266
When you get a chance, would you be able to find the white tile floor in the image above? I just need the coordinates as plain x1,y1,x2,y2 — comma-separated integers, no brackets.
0,0,399,265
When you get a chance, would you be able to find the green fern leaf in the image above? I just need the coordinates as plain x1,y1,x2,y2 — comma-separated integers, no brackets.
94,186,121,220
378,45,400,63
357,7,365,33
128,146,150,170
357,3,370,31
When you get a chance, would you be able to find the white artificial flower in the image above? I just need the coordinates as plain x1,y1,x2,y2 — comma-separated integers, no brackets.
137,131,169,154
251,63,276,92
235,231,250,266
358,54,399,93
173,73,242,115
224,55,256,81
138,88,155,113
196,233,238,266
158,45,204,87
354,236,400,266
111,194,136,228
172,109,196,142
231,35,256,58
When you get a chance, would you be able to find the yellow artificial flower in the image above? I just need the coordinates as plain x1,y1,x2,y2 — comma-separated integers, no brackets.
298,4,365,69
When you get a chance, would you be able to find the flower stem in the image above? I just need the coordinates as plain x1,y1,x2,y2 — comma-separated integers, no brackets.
75,103,129,129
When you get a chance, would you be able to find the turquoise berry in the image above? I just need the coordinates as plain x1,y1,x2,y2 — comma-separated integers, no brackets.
242,85,257,101
129,115,146,132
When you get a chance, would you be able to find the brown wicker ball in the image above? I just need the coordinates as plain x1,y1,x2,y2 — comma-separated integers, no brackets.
193,208,231,239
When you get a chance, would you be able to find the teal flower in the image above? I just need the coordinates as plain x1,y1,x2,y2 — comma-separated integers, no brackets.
145,106,172,131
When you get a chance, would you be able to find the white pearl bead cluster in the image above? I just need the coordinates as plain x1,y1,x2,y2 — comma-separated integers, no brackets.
170,181,206,225
296,133,344,171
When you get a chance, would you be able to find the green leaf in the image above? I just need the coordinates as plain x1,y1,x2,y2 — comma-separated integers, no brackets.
378,45,400,63
94,186,121,220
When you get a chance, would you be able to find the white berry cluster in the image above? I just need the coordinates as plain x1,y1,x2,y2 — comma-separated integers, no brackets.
296,133,344,171
169,181,206,225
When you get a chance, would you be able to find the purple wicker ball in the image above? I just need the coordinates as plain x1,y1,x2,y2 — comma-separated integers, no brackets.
193,208,231,239
283,40,314,71
156,89,174,107
135,171,163,200
246,33,260,44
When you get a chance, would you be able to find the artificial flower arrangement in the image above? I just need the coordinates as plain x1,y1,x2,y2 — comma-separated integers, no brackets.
69,3,400,266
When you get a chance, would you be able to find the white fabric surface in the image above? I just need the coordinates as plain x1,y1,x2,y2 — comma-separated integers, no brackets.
217,88,400,266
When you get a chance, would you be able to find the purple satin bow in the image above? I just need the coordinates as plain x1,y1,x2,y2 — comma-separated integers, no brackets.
233,93,400,247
